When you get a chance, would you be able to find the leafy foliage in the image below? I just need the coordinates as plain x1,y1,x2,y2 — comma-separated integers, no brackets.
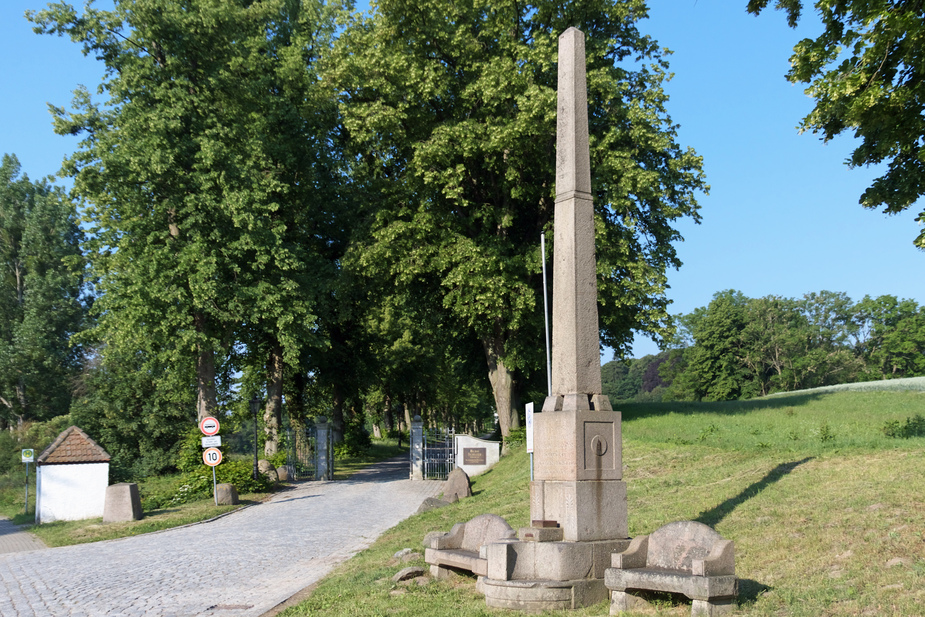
601,352,670,402
333,414,373,459
748,0,925,248
159,460,273,508
882,414,925,439
331,0,705,436
663,290,925,401
0,155,86,428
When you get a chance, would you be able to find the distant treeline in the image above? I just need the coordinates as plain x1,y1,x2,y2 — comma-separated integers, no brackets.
602,290,925,402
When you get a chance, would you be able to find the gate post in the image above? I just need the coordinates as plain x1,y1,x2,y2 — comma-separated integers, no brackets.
410,415,424,480
315,416,333,481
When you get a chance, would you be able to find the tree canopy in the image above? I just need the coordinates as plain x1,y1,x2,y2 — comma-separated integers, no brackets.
0,154,86,428
663,289,925,402
748,0,925,248
30,0,348,457
331,0,706,436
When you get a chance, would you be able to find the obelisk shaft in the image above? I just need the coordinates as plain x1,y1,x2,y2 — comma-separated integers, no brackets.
550,27,602,402
529,27,626,544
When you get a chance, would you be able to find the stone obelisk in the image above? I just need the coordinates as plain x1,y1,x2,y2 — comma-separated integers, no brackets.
479,29,630,611
531,27,627,543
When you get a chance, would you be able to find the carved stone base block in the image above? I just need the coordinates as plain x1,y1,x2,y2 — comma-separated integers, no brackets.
531,479,628,542
532,406,622,482
480,537,632,611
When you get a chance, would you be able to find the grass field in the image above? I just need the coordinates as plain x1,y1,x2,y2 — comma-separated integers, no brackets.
281,387,925,616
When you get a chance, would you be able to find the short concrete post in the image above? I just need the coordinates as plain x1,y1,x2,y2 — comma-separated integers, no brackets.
315,416,332,481
102,483,143,523
410,415,424,480
215,483,239,505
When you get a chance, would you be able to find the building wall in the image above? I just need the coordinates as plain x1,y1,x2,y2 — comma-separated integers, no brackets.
36,463,109,524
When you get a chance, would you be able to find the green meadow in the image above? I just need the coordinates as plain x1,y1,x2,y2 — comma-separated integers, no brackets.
282,387,925,617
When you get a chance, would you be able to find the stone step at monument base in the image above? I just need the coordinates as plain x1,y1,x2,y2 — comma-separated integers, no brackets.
478,575,608,612
479,537,632,611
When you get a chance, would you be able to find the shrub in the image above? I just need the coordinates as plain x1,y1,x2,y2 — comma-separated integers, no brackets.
882,414,925,439
176,427,205,473
503,427,527,451
165,459,273,507
334,416,372,458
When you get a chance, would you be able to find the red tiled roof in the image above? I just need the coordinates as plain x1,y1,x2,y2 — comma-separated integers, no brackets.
36,426,111,465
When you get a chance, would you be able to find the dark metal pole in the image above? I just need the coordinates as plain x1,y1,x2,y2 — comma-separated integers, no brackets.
250,395,261,480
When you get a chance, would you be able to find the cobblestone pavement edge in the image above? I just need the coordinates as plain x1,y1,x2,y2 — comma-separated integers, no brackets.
0,458,442,616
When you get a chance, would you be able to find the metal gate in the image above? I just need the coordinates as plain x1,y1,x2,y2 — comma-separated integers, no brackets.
285,421,333,481
422,426,455,480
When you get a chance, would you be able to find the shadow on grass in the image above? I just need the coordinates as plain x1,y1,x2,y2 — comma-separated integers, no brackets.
620,392,828,422
737,578,772,606
145,507,181,516
695,457,814,527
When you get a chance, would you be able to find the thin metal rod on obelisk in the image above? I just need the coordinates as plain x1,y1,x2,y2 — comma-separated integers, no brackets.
541,233,552,398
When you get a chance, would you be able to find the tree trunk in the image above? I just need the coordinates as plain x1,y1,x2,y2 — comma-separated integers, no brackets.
331,384,345,444
384,394,394,433
194,312,218,423
264,343,284,457
483,335,517,444
195,346,217,423
287,364,308,430
15,377,27,426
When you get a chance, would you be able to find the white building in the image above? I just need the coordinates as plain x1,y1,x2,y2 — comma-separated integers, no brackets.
35,426,111,524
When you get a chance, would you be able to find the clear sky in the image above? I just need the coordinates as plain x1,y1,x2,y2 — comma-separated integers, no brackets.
2,1,922,361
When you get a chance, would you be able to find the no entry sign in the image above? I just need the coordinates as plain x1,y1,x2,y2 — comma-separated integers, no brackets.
199,416,220,436
202,447,222,467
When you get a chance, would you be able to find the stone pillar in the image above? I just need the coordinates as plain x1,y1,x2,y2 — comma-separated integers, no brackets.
531,26,627,543
315,416,332,481
410,415,424,480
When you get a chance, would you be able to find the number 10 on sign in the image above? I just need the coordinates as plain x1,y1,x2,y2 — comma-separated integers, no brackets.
203,447,222,505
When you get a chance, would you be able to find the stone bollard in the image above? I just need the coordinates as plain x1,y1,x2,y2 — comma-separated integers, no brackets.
215,483,239,505
410,415,424,480
315,416,332,481
103,483,143,523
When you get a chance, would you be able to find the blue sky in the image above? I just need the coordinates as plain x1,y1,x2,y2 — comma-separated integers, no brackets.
2,1,922,360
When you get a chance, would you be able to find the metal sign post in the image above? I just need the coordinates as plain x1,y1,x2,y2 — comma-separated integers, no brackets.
21,449,34,514
202,447,222,505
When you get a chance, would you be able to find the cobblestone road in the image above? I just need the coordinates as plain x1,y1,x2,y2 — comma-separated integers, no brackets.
0,458,441,617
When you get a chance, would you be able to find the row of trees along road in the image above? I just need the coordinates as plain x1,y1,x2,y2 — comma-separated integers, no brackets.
17,0,704,476
0,155,86,429
601,290,925,403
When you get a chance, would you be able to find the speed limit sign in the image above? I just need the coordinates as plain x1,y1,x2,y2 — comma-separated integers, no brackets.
202,447,222,467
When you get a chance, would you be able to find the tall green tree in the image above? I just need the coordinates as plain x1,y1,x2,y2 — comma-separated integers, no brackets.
331,0,705,437
748,0,925,248
0,155,87,428
31,0,346,446
855,295,925,378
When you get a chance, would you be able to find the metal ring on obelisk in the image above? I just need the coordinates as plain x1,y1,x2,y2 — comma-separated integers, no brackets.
591,435,607,456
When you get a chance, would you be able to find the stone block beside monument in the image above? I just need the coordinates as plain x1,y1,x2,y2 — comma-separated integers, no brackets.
103,483,143,523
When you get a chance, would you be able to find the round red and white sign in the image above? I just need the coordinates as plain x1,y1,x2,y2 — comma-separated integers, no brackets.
199,416,220,436
202,447,222,467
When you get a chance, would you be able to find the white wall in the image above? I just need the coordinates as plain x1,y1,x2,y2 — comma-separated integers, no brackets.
36,463,109,524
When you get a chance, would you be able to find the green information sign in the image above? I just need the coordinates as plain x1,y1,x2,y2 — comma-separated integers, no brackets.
21,449,34,463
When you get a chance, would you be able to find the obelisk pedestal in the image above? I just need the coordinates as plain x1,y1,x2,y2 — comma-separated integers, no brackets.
480,28,630,612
